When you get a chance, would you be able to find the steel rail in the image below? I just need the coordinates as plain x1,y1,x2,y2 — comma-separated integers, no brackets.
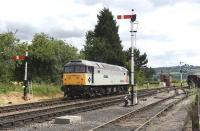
0,90,159,122
0,86,176,114
0,96,127,129
134,93,189,131
89,91,188,131
0,87,177,129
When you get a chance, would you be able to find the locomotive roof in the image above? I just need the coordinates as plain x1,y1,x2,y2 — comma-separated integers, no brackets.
65,59,128,71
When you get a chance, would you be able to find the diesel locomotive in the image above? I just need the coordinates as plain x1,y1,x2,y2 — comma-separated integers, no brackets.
61,59,129,98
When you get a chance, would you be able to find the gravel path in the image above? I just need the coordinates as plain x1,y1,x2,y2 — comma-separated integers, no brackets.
94,94,186,131
144,95,192,131
12,90,182,131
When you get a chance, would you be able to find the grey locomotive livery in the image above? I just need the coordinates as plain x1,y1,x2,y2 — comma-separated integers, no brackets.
61,59,129,98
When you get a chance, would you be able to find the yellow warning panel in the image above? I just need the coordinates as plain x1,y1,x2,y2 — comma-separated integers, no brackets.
63,73,86,86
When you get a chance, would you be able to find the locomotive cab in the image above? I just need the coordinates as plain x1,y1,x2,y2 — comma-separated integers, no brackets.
63,65,94,86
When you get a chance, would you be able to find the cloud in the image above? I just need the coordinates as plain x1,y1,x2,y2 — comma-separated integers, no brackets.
150,50,200,67
7,22,37,40
138,34,172,42
0,20,85,40
191,19,200,27
0,0,200,67
74,0,101,5
150,0,179,7
0,21,37,40
49,28,84,39
0,0,102,41
65,37,85,50
110,0,154,13
150,0,200,7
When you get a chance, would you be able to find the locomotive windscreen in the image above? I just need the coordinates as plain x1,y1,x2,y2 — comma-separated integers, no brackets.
64,66,86,73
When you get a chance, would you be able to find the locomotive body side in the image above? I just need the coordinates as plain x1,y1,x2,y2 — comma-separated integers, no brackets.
92,63,128,86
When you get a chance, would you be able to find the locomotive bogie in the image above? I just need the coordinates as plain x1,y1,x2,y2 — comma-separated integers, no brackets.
61,85,128,98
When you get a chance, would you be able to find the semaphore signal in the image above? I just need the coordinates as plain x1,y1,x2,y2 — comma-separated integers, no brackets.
117,14,136,21
117,9,138,106
11,55,27,61
11,45,31,101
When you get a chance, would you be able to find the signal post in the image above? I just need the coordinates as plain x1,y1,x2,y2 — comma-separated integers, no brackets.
117,9,138,105
12,45,30,100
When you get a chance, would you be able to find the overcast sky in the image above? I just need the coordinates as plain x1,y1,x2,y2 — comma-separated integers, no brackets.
0,0,199,67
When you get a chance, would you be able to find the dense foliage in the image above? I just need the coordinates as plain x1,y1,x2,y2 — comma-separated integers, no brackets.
0,32,19,82
29,33,78,83
124,47,155,85
0,32,79,84
83,8,125,66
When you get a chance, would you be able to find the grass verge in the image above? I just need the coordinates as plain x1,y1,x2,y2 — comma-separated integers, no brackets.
0,82,62,97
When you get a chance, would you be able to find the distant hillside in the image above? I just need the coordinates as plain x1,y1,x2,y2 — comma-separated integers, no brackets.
153,65,200,81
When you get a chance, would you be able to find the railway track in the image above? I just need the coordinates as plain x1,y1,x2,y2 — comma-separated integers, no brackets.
90,90,189,131
0,86,176,114
0,87,179,129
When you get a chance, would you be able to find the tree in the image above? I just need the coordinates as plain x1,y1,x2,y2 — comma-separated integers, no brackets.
83,8,125,66
124,48,148,71
0,32,19,82
124,48,149,85
143,67,156,81
83,31,110,62
29,33,79,83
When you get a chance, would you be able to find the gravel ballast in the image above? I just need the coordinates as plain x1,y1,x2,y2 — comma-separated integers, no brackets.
145,95,192,131
13,89,189,131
